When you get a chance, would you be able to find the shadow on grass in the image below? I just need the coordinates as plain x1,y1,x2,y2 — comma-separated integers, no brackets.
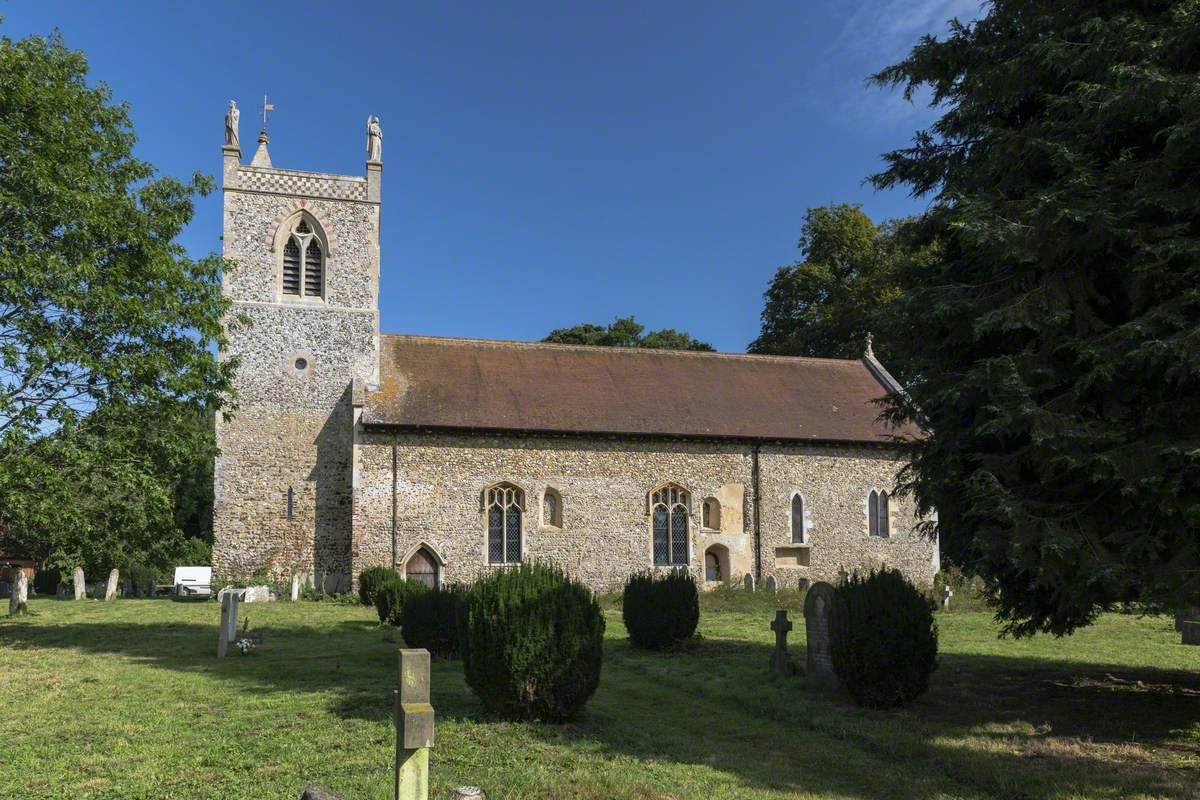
3,609,1197,799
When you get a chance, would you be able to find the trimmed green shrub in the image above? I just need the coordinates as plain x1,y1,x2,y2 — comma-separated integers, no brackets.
124,561,159,598
400,583,467,658
460,563,604,722
373,575,427,625
358,565,397,607
829,568,938,709
622,570,700,649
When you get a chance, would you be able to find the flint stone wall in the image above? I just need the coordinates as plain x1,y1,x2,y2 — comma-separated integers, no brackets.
350,431,937,592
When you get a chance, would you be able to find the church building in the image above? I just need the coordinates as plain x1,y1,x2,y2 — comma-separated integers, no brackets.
212,118,937,593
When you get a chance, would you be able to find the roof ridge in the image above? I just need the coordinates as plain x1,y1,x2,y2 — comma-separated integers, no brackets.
378,332,864,366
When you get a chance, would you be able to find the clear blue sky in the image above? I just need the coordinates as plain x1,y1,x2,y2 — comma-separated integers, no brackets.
4,1,982,352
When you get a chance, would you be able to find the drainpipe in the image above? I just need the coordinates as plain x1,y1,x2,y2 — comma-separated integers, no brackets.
752,443,762,582
391,436,398,571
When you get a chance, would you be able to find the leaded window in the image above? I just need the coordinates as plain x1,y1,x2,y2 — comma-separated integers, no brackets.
868,490,890,538
651,485,689,566
791,494,805,544
280,216,324,299
487,483,524,564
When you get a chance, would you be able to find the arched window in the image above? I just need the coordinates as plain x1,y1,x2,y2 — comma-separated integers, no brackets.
791,494,806,544
868,490,890,538
650,484,689,566
542,487,562,528
702,497,721,531
486,483,524,564
280,216,325,299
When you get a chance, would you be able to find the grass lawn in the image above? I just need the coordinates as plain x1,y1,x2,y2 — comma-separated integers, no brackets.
1,595,1198,800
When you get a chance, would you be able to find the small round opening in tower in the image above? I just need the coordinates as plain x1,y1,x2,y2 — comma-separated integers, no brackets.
294,357,308,371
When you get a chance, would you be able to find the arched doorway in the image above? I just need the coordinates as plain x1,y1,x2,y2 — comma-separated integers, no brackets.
704,544,729,583
405,547,439,589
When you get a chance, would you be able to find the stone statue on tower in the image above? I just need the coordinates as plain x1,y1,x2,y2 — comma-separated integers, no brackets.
224,100,240,149
366,116,383,162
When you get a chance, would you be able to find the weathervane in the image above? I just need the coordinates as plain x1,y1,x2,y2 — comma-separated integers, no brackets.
260,93,275,132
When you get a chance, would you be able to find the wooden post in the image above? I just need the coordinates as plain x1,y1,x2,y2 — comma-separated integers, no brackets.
394,649,434,800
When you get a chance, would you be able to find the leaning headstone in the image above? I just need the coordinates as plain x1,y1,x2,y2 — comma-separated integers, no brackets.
765,574,778,593
217,591,240,658
768,609,795,676
395,648,435,800
1174,607,1200,631
290,573,301,602
299,786,344,800
104,568,120,601
803,581,839,689
743,573,755,592
8,570,28,617
1182,621,1200,646
73,567,86,600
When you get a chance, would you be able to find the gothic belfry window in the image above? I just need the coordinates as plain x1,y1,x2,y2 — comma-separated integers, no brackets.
280,216,325,299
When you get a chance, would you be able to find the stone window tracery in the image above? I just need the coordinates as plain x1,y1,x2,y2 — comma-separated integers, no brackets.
650,484,689,566
486,483,524,564
280,215,325,299
868,489,890,538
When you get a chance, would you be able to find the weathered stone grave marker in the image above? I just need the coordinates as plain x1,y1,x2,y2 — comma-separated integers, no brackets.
940,585,953,611
803,581,838,689
8,570,28,616
104,568,120,601
217,591,240,658
394,648,435,800
765,574,778,593
743,573,755,592
1183,621,1200,646
73,566,85,600
769,609,795,676
291,573,301,602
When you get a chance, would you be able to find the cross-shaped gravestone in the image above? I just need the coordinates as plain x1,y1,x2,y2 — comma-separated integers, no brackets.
394,649,434,800
768,609,794,676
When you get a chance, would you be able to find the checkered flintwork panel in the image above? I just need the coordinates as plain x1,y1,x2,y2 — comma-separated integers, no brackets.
239,168,368,202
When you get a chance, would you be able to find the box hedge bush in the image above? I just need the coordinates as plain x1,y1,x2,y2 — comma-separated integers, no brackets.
459,562,604,722
373,575,427,625
829,568,938,708
399,583,467,658
621,569,699,649
358,565,397,607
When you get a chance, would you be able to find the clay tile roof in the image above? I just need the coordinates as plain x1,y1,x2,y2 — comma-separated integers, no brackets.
363,334,922,445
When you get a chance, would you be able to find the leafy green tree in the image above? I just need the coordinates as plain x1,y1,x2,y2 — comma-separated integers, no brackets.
749,204,936,379
0,29,234,574
871,1,1200,635
544,315,715,351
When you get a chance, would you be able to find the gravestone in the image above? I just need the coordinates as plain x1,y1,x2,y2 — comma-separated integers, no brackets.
242,585,272,603
104,568,120,601
743,573,755,592
451,789,486,799
1182,621,1200,646
291,573,301,602
73,567,85,600
941,585,953,611
1174,607,1200,632
803,581,839,689
395,648,435,800
765,574,778,593
8,570,28,616
217,591,240,658
768,609,795,676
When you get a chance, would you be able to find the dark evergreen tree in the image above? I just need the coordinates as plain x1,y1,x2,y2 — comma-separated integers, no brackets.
871,1,1200,635
545,316,715,351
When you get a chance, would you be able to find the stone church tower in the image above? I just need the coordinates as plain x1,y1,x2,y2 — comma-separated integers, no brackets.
212,124,382,591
